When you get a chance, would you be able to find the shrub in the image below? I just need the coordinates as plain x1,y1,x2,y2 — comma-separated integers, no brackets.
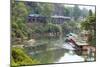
11,47,40,66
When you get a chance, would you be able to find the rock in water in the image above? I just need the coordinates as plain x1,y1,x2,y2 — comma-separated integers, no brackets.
26,39,36,46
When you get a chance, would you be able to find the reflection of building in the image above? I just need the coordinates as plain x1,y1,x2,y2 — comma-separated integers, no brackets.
27,3,71,24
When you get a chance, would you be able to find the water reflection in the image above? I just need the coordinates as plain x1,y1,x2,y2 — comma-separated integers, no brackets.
30,49,67,64
24,37,95,64
56,51,84,63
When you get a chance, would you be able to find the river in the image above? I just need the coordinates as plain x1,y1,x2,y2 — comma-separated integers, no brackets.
24,36,95,64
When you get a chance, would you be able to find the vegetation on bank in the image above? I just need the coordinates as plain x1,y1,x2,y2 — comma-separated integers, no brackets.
11,48,40,66
81,10,96,46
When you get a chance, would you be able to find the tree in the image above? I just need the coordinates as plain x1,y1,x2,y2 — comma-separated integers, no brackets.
44,23,62,36
27,3,54,23
72,5,81,20
81,8,88,18
26,2,40,14
64,7,70,16
81,12,96,46
89,9,93,16
11,0,31,39
81,11,95,31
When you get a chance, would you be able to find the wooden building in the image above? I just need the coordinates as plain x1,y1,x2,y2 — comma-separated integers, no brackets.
27,14,71,24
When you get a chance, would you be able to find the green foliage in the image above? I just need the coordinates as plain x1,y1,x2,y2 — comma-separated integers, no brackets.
11,57,19,67
81,8,89,18
45,23,61,33
28,2,54,16
12,1,54,39
89,9,93,16
62,21,79,35
64,7,70,16
72,5,81,20
27,2,54,23
11,47,40,66
81,13,96,46
81,21,90,30
64,6,89,19
11,0,31,39
81,14,96,31
38,4,54,16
